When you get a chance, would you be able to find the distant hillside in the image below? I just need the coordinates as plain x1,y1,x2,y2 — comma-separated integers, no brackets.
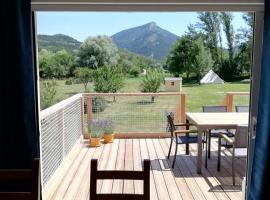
112,22,179,60
38,34,81,53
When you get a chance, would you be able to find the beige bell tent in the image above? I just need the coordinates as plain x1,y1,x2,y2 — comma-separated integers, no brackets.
200,70,224,84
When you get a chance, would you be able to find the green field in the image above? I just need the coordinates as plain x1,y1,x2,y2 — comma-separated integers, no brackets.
40,78,250,133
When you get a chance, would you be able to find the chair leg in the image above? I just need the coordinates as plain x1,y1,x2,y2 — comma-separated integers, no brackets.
217,135,221,171
232,155,235,186
172,143,178,168
167,137,173,159
208,133,211,159
205,133,208,168
185,143,189,155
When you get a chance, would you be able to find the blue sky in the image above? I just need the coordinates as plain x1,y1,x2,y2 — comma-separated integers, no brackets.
37,12,247,42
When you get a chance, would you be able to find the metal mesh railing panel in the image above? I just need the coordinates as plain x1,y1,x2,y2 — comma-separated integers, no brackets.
40,95,82,187
87,95,181,133
63,99,82,155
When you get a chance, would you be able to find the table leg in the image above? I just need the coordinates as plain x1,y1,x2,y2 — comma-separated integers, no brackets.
197,128,203,174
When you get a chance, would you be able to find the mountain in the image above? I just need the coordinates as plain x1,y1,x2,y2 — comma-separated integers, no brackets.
37,34,81,53
112,22,179,60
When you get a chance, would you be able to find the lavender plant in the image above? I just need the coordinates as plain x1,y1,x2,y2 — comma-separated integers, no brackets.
88,119,104,138
103,119,114,135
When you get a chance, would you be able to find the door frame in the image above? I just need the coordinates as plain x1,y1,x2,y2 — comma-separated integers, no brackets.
30,1,265,199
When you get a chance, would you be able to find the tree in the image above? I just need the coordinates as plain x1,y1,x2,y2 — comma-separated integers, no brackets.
192,39,214,82
38,49,75,78
74,67,92,91
92,66,124,101
140,69,163,102
38,49,54,78
52,50,75,77
221,12,235,64
196,12,222,70
77,35,119,69
166,35,194,78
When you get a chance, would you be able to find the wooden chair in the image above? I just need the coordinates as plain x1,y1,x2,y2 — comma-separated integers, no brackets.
218,125,248,185
166,113,207,168
90,159,150,200
235,105,249,112
202,106,234,159
0,158,40,200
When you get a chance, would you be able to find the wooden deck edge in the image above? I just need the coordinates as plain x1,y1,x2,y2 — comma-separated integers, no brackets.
42,140,82,200
114,132,170,138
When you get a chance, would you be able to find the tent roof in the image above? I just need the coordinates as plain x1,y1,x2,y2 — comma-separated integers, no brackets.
200,70,224,84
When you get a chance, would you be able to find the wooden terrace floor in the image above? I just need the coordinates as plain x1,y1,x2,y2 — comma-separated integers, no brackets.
44,138,246,200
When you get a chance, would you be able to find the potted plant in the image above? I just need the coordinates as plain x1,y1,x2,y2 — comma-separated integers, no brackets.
88,119,103,147
103,119,115,143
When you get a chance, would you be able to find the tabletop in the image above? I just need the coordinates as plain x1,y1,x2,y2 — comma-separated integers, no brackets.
186,112,249,129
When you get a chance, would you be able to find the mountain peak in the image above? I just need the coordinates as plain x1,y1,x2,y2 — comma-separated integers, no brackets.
146,21,157,27
112,22,179,60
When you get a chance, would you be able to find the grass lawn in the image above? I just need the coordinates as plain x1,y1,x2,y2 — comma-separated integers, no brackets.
40,78,250,133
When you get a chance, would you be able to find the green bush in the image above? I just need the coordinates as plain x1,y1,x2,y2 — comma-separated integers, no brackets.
92,97,107,113
40,80,57,110
65,79,73,85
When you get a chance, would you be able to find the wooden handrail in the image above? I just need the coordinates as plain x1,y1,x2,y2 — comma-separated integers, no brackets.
82,92,184,97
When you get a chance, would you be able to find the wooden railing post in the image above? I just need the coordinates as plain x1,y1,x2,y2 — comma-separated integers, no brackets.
87,95,92,123
81,96,85,136
226,93,233,112
178,93,186,124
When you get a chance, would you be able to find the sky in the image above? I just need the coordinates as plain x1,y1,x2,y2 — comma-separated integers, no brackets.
37,12,248,43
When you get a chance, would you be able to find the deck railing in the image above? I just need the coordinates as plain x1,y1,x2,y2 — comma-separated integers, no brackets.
40,94,83,188
39,91,250,190
82,92,186,137
225,92,250,112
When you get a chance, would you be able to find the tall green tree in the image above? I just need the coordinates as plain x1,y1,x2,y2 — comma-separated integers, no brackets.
77,35,119,69
192,38,214,82
221,12,235,64
197,12,222,70
166,35,194,78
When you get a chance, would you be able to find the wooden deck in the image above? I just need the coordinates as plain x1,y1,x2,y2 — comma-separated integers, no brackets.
44,138,246,200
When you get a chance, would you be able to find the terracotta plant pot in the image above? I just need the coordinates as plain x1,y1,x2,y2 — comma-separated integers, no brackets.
103,133,115,143
90,138,101,147
83,133,90,139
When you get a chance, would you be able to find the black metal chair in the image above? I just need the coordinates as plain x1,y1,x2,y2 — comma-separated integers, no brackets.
235,105,249,112
218,125,248,185
202,106,234,159
167,113,207,168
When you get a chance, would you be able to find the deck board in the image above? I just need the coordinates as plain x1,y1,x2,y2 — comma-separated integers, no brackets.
45,138,245,200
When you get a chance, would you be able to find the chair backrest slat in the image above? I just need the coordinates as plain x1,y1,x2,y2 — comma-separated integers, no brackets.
235,106,249,113
202,106,227,113
234,125,248,148
0,158,40,200
90,159,150,200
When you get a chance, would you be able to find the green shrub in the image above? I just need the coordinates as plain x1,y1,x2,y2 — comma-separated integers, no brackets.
40,80,57,109
92,97,107,113
65,79,73,85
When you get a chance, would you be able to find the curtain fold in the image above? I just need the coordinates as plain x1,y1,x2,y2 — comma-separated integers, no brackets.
249,1,270,199
0,0,39,170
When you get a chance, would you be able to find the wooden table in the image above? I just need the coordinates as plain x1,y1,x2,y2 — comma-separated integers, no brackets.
186,112,249,174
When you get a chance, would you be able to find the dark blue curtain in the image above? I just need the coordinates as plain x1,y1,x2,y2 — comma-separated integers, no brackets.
249,1,270,199
0,0,39,171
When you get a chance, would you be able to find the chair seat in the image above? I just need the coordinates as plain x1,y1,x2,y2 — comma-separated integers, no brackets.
210,129,234,137
176,135,198,144
228,148,248,157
